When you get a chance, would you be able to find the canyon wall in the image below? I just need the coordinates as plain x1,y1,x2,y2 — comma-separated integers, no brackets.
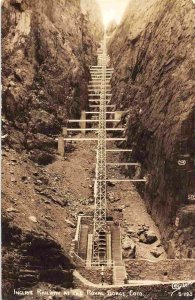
80,0,104,41
2,0,103,164
2,1,103,298
108,0,195,258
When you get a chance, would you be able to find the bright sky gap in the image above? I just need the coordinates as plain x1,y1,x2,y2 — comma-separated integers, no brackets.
96,0,130,27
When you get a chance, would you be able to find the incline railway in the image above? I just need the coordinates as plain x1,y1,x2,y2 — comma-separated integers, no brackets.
57,34,146,285
56,34,195,287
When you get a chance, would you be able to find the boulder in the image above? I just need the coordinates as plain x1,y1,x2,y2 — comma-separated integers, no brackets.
150,247,164,258
145,231,158,244
122,237,136,258
6,207,19,213
139,234,147,243
29,150,55,165
139,231,157,244
114,207,123,212
123,237,134,250
127,227,137,237
29,216,37,223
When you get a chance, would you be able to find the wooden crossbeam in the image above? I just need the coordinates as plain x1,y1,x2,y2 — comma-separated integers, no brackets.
90,70,113,75
88,89,111,91
88,94,112,96
88,89,111,92
94,179,147,182
88,87,111,91
90,69,113,72
106,163,139,166
88,86,111,88
90,73,113,76
88,99,110,102
106,149,132,152
56,138,126,141
88,87,111,95
90,69,113,71
68,119,120,123
91,75,111,81
89,105,114,108
90,68,112,69
85,112,115,114
90,72,113,74
88,83,110,87
88,96,112,99
89,80,110,82
89,82,110,84
91,75,112,77
66,128,124,131
90,67,113,70
93,163,138,166
88,80,111,87
88,84,110,87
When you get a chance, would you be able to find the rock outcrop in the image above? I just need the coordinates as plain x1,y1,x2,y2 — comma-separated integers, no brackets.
2,216,74,297
106,20,117,36
108,0,195,258
2,0,103,162
80,0,104,41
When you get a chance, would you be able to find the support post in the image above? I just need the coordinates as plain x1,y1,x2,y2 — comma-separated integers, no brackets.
62,127,68,154
62,127,68,137
114,111,123,121
79,110,86,135
86,234,93,268
58,137,65,157
107,233,112,267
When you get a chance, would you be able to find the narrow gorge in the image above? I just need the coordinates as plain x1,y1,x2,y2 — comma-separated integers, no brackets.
2,0,195,299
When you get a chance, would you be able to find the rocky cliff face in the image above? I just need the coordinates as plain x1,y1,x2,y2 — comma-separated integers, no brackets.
80,0,104,41
108,0,195,258
106,20,117,36
2,1,103,297
2,0,103,164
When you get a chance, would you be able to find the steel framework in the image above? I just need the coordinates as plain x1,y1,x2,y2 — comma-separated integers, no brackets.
60,35,146,265
92,36,109,263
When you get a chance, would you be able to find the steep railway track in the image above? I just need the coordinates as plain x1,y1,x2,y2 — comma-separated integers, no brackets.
57,34,195,288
